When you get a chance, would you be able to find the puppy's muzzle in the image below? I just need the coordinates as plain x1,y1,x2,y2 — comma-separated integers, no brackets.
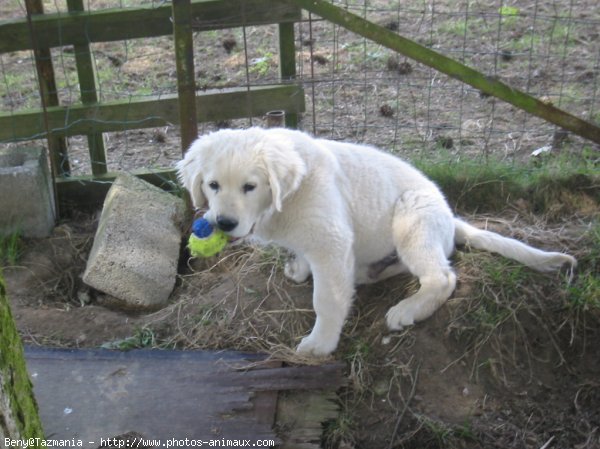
216,215,239,233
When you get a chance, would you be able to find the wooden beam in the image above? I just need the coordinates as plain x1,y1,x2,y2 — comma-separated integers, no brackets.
278,22,298,128
55,169,178,209
0,85,306,142
0,0,301,53
25,0,70,177
67,0,107,176
172,0,198,153
291,0,600,145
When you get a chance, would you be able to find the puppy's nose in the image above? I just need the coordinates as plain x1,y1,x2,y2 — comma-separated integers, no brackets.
216,216,238,232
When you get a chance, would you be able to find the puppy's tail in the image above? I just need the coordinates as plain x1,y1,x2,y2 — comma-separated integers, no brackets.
454,218,576,272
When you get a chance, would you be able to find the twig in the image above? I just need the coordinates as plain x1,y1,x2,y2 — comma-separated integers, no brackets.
539,435,555,449
387,362,421,449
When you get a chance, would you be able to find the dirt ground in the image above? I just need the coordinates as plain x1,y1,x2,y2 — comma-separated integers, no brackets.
3,201,600,449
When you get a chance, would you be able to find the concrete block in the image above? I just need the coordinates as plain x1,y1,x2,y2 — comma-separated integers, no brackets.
82,173,186,310
0,147,56,238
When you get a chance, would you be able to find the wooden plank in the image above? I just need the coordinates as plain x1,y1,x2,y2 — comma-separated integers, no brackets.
292,0,600,145
172,0,198,153
67,0,107,176
0,85,306,142
277,391,340,449
229,363,347,392
55,168,178,210
0,276,46,443
25,347,280,445
25,0,70,177
0,0,301,53
25,347,345,447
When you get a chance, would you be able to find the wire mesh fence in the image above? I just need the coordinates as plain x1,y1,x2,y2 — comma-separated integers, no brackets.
296,0,600,160
0,0,598,182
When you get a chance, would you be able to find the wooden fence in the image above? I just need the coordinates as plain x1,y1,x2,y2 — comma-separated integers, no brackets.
3,0,599,212
0,0,305,210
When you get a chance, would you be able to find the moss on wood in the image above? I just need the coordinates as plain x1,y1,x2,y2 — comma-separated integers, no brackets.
0,274,45,443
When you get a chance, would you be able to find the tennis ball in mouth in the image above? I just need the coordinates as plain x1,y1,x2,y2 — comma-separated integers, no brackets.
187,218,228,258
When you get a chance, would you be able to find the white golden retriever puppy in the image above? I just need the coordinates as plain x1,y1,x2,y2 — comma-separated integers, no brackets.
177,127,576,356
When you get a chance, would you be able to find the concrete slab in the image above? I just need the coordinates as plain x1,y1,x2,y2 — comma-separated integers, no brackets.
0,147,55,238
82,173,186,310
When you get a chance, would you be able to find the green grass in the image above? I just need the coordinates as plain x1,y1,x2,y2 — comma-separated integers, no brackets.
438,17,489,38
100,326,157,350
413,150,599,215
567,223,600,311
568,273,600,311
0,231,23,266
322,412,355,448
454,254,527,330
248,50,275,77
413,416,479,447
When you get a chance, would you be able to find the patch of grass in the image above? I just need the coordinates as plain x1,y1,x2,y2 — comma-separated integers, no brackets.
567,223,600,311
101,326,158,350
437,16,491,39
193,303,229,327
455,254,529,328
447,249,558,386
322,412,355,449
249,50,275,77
413,416,479,448
343,338,373,393
414,152,599,215
568,272,600,311
481,259,529,299
0,231,23,266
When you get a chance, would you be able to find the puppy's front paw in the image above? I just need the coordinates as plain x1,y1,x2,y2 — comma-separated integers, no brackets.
386,300,416,331
296,333,337,357
284,257,311,283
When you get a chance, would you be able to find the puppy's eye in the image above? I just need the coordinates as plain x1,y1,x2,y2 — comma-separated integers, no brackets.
243,183,256,194
208,181,220,191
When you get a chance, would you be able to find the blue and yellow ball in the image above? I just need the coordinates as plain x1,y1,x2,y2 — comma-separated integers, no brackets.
187,218,228,258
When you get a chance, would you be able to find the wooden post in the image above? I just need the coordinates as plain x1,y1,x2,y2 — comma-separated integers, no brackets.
278,22,298,129
172,0,198,154
67,0,107,176
0,275,45,443
24,0,71,177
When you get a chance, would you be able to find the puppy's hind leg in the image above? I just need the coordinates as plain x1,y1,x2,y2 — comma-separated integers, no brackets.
284,253,312,283
386,203,457,330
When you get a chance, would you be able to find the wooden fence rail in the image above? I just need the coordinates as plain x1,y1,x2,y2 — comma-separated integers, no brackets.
0,0,301,52
0,86,304,142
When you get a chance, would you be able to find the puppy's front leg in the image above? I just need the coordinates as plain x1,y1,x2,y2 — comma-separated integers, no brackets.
296,251,355,356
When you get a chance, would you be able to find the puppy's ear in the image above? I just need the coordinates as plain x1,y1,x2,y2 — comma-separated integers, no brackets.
176,139,207,209
262,138,307,212
188,173,207,209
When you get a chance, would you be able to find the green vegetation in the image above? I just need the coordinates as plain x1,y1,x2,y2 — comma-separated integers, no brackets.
414,150,599,215
101,326,157,350
249,50,275,77
0,231,23,266
323,412,355,449
567,223,600,311
418,416,478,447
0,275,46,443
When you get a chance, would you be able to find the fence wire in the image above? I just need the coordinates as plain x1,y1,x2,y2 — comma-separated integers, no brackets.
0,0,599,182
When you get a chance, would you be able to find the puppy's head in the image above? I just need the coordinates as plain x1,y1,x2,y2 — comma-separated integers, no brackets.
176,127,306,238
